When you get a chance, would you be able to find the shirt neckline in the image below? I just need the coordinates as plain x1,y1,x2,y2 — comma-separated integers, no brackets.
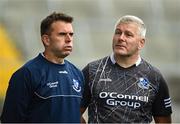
110,53,141,66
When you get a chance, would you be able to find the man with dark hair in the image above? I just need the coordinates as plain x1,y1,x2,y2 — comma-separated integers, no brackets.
1,12,84,123
81,15,172,123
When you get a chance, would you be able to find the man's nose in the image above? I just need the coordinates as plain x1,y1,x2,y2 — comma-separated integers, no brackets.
119,33,125,40
65,34,73,41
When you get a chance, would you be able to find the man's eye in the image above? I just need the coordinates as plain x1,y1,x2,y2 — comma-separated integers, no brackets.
59,32,74,36
127,33,133,37
69,33,74,36
125,32,133,37
59,32,67,36
115,31,121,35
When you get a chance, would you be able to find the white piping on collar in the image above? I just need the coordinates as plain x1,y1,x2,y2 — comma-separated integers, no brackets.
41,52,45,58
110,53,141,66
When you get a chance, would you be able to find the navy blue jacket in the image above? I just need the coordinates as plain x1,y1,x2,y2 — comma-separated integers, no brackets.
1,54,84,123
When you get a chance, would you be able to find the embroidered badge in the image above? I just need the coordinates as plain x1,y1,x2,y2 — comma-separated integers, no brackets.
137,77,149,89
72,79,81,92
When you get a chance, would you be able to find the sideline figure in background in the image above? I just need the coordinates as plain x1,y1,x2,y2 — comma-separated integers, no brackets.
1,12,84,123
81,15,172,123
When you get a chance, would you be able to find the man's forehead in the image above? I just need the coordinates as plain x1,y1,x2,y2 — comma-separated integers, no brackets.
51,21,73,31
116,23,139,31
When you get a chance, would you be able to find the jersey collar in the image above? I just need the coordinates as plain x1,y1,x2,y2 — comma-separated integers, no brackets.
41,52,45,58
40,52,65,65
110,53,141,66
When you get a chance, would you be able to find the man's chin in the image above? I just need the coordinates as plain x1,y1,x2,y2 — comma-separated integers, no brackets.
62,52,71,58
114,50,127,56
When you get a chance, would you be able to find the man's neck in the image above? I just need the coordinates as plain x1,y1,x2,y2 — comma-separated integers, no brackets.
42,52,64,64
114,54,140,68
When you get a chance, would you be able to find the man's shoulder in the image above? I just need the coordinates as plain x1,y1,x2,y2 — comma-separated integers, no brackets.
17,54,45,74
23,54,41,67
141,59,164,80
88,56,110,66
65,60,81,72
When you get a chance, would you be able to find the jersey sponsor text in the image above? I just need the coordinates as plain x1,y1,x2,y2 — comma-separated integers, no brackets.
99,92,148,108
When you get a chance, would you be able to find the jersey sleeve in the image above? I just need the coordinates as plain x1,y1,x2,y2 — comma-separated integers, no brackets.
81,64,91,108
0,67,33,122
152,74,172,116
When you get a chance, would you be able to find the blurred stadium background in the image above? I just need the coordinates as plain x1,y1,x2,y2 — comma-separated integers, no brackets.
0,0,180,122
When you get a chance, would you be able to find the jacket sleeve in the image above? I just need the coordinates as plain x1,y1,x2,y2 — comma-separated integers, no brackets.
0,67,33,122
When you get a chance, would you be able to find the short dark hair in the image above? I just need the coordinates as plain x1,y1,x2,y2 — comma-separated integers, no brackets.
40,12,73,36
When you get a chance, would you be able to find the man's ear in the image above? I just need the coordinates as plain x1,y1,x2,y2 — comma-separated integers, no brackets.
41,34,50,46
138,38,145,50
